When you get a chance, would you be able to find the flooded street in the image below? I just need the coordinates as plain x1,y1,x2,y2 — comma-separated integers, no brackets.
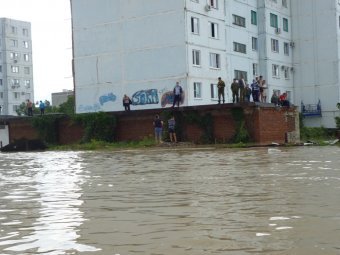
0,146,340,255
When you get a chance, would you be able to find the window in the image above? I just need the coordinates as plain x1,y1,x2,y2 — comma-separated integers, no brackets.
11,66,19,73
0,52,2,60
253,63,258,76
232,14,246,27
193,82,202,98
209,53,220,68
284,66,290,79
252,37,258,51
234,70,247,82
23,28,29,36
11,26,17,34
271,39,279,52
13,105,20,111
11,79,20,86
24,67,30,75
192,49,201,66
10,52,19,60
191,17,199,34
272,64,280,77
210,22,219,39
251,10,257,25
23,41,29,49
283,18,288,32
0,65,2,73
210,84,218,99
209,0,218,9
282,0,288,8
233,42,247,53
0,92,3,98
10,39,18,47
284,42,289,55
25,80,31,88
270,13,278,28
14,92,20,99
23,54,29,62
0,79,2,86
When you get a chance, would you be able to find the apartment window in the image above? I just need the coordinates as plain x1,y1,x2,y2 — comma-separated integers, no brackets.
25,80,31,88
24,67,30,75
233,42,247,53
284,66,290,79
0,52,2,60
192,49,201,66
0,79,2,86
11,26,17,34
252,37,258,51
284,42,289,55
271,39,279,52
11,66,19,73
209,53,220,68
270,13,278,28
251,10,257,25
23,54,29,62
0,65,2,73
10,52,19,60
282,0,288,8
11,79,20,86
23,28,29,36
14,92,20,99
10,39,18,47
209,0,218,9
191,17,199,34
0,92,3,98
232,14,246,27
283,18,289,32
210,22,219,39
193,82,202,98
234,70,247,82
253,63,258,76
13,105,20,112
23,41,29,49
272,64,280,77
210,84,218,99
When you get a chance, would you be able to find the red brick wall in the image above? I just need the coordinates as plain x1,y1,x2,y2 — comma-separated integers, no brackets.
2,104,299,146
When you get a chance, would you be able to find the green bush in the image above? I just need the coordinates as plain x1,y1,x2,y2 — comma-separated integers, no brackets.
300,126,333,140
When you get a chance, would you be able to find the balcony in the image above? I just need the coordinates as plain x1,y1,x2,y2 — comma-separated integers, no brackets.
301,100,322,117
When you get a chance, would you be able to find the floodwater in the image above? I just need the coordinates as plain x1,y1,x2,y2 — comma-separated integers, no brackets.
0,146,340,255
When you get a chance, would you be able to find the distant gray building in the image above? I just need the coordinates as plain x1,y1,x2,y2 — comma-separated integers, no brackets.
0,18,34,115
51,89,73,106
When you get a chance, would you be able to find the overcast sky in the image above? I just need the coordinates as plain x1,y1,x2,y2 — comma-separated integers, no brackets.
0,0,73,103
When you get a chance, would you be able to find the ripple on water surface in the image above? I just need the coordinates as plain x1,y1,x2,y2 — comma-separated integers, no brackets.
0,146,340,254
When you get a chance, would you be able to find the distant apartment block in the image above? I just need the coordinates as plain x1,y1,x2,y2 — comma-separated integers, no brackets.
52,89,73,107
70,0,340,128
0,18,34,116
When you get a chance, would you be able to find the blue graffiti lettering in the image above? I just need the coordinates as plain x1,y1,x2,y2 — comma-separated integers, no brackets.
99,93,117,106
132,89,159,105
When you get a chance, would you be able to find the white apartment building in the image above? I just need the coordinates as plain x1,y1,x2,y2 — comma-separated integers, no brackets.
0,18,34,116
70,0,340,128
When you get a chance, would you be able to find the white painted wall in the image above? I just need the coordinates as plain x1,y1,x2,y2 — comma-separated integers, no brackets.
0,125,9,147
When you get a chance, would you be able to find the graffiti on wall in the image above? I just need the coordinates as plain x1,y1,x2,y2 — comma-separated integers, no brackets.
78,103,101,113
161,91,185,107
99,93,117,106
131,89,159,106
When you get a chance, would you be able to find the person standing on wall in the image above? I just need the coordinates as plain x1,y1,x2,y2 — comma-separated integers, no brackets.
217,77,225,104
172,82,183,108
238,76,245,102
122,94,132,111
153,114,164,144
230,78,239,103
26,99,33,116
39,100,45,116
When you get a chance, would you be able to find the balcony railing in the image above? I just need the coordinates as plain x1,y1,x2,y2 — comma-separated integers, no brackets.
301,100,322,117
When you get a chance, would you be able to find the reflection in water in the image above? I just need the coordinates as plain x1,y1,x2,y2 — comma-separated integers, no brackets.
0,152,100,254
0,146,340,254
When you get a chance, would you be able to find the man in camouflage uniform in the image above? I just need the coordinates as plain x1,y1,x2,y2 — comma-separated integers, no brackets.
230,78,239,103
217,77,226,104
